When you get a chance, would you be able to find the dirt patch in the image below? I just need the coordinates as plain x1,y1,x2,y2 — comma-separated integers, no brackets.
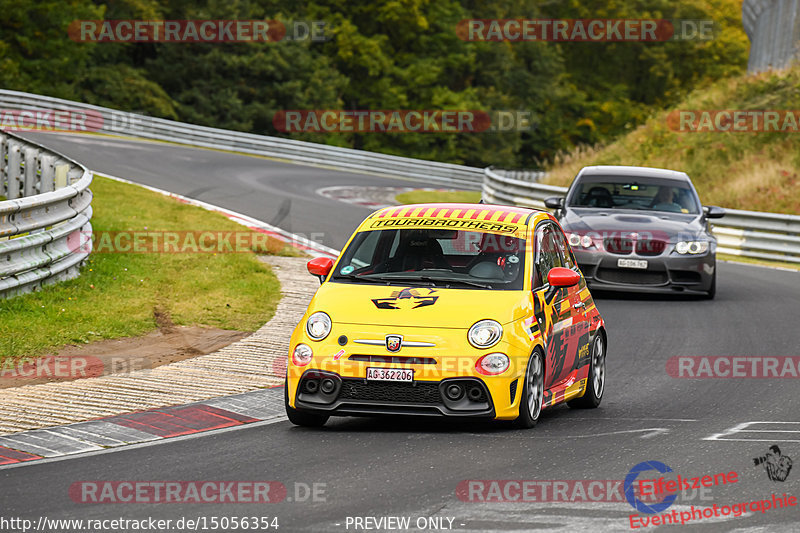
0,326,248,389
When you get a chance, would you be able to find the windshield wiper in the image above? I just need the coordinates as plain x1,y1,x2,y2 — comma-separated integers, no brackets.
334,273,390,284
434,278,494,289
373,273,493,289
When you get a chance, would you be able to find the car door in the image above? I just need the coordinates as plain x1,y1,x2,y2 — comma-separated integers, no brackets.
532,223,577,388
550,224,593,375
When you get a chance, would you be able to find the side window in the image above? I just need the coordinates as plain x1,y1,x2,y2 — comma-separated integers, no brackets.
550,226,577,270
533,224,565,289
350,230,381,268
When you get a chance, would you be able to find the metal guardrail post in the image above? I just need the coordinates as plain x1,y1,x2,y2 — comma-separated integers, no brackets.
0,129,93,299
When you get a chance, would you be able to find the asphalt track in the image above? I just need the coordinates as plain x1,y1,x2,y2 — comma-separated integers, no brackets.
17,132,437,250
3,133,800,532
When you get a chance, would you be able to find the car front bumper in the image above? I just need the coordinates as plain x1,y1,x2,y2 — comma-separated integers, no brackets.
573,248,715,294
293,370,499,418
287,366,531,420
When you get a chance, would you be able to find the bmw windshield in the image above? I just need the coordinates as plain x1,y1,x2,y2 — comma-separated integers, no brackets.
568,176,701,214
330,228,526,290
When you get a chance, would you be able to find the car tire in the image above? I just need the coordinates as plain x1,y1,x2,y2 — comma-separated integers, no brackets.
285,381,329,427
568,332,605,409
513,350,544,429
704,270,716,300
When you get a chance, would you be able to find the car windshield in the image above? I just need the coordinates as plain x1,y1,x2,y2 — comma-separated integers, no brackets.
567,176,701,214
330,228,526,290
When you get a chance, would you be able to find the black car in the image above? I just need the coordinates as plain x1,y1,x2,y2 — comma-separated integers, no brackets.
545,165,724,298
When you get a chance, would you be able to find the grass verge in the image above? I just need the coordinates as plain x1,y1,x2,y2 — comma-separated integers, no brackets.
0,175,296,361
395,190,481,204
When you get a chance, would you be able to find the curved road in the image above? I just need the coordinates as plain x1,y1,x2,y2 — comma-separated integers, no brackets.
18,132,437,249
3,133,799,532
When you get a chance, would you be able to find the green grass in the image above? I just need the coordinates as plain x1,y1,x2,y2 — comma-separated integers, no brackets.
0,175,293,361
395,190,482,205
545,66,800,215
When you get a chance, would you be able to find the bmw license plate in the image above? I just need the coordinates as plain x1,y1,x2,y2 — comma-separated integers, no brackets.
617,258,648,269
366,367,414,382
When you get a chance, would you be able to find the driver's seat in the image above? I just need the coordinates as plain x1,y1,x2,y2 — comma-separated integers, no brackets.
397,235,450,271
584,187,614,208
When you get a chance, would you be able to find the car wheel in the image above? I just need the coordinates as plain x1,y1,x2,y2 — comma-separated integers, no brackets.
568,333,605,409
285,380,329,427
513,350,544,429
704,270,716,300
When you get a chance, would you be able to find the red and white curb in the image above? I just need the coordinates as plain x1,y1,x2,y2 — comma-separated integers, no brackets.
317,185,459,210
0,387,286,467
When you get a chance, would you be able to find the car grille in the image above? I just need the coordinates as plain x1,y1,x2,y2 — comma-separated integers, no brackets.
604,237,633,255
339,380,442,404
348,355,437,365
596,268,668,285
604,238,666,256
636,239,667,256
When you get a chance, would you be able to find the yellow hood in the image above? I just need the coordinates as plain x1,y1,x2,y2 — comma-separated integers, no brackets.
309,282,531,328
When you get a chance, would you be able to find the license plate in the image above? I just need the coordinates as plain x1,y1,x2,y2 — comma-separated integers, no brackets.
366,367,414,382
617,258,648,269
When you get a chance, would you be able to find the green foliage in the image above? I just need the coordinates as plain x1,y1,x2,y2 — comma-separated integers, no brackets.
1,0,749,168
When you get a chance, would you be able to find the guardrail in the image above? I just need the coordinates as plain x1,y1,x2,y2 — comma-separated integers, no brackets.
0,129,93,299
3,89,797,265
0,90,483,188
483,167,800,264
742,0,800,73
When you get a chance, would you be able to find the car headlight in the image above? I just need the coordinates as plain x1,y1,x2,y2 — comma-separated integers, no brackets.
567,232,594,249
567,233,581,247
468,320,503,349
475,353,510,375
675,241,709,254
292,343,313,366
306,312,332,340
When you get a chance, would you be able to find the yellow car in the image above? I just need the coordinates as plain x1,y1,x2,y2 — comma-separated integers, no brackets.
285,203,607,428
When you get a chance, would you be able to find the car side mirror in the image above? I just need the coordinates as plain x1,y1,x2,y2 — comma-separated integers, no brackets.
544,197,565,210
703,205,725,219
307,257,333,283
547,267,580,287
